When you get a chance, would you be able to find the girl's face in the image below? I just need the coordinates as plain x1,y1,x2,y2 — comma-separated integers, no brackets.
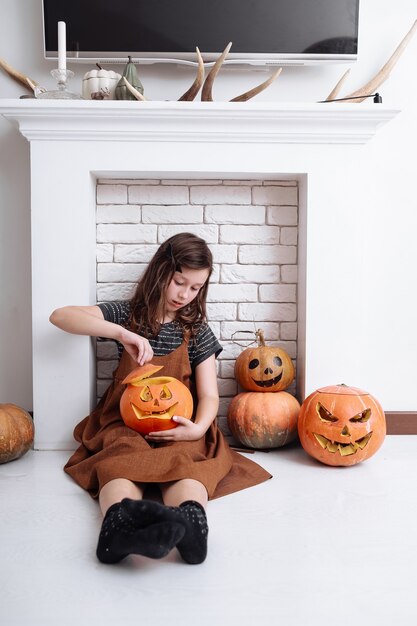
164,267,210,319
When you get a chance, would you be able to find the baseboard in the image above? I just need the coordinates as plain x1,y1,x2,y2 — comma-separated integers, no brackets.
385,412,417,434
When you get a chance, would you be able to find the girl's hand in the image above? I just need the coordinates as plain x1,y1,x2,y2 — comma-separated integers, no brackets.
146,417,205,442
119,328,154,366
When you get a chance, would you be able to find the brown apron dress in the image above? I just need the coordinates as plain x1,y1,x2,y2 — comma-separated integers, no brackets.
64,338,272,499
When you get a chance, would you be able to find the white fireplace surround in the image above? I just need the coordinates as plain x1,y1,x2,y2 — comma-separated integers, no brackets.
0,99,399,449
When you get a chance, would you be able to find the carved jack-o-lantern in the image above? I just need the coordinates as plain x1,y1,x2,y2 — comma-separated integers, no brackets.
235,329,295,392
298,384,386,466
120,363,193,436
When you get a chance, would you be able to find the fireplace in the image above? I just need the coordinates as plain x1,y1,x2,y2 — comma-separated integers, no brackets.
0,99,398,449
95,176,299,432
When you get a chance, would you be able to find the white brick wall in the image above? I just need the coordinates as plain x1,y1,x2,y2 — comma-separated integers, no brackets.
96,178,299,431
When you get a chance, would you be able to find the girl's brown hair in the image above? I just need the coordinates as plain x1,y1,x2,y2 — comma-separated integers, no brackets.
128,232,213,337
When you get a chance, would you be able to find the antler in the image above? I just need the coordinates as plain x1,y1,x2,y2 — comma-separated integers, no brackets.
0,57,39,92
325,68,351,101
178,47,205,101
230,68,282,102
201,42,233,102
123,76,147,100
326,19,417,103
201,42,282,102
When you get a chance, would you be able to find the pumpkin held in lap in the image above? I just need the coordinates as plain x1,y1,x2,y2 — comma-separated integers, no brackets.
120,363,193,436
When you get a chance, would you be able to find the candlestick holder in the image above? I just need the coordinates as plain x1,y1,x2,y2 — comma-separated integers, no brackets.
35,69,83,100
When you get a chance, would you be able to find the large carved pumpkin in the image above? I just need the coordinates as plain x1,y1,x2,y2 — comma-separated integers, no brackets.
227,391,300,449
235,329,295,392
298,384,386,466
120,363,193,436
0,403,34,464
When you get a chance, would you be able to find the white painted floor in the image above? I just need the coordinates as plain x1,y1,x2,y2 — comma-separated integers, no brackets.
1,436,416,626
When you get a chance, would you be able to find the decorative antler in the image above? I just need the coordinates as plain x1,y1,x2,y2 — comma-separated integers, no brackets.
0,57,39,92
201,41,282,102
325,68,351,101
201,42,233,102
178,47,205,101
325,19,417,103
230,68,282,102
122,76,147,100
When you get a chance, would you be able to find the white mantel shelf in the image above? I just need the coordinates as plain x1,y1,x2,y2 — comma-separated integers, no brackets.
0,98,400,144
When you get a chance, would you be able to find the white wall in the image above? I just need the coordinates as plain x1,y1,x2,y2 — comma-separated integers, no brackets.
1,0,416,411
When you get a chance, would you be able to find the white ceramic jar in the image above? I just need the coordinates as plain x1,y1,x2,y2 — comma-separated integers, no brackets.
82,68,122,100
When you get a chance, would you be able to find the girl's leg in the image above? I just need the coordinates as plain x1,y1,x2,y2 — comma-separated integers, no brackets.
96,478,185,564
160,478,208,508
160,479,209,565
99,478,144,515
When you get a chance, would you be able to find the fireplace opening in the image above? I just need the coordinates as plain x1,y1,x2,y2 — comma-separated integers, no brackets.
96,177,299,435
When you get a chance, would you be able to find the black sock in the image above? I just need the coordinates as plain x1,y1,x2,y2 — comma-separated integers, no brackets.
120,497,185,526
96,500,185,564
176,500,209,565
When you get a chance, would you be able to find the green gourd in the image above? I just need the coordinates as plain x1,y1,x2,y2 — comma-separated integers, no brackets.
115,56,144,100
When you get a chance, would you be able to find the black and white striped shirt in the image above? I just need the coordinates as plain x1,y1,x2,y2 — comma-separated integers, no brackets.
98,301,222,370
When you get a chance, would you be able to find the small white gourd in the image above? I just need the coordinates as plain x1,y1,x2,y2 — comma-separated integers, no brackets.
82,64,122,100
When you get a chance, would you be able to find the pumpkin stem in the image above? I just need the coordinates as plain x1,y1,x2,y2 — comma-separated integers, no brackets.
256,329,266,346
96,63,103,70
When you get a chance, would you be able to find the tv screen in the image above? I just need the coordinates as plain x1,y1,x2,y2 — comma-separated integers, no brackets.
43,0,359,66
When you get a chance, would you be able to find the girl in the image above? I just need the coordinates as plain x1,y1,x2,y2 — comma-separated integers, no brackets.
50,232,271,565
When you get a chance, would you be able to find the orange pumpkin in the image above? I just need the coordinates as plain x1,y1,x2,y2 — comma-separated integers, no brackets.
227,391,300,449
298,384,386,466
235,329,295,392
120,363,193,436
0,403,34,464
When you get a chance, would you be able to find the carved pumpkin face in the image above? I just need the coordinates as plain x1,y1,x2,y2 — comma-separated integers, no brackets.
298,384,386,466
235,329,295,392
120,363,193,436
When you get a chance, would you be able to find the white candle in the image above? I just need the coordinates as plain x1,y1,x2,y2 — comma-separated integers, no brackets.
58,21,67,71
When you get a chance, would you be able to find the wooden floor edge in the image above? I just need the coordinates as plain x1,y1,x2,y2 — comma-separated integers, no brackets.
385,412,417,435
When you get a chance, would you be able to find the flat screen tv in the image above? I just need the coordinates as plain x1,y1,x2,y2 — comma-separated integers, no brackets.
43,0,360,67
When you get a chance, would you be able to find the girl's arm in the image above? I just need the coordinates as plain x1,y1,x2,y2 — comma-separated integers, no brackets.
146,354,219,442
49,305,154,365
